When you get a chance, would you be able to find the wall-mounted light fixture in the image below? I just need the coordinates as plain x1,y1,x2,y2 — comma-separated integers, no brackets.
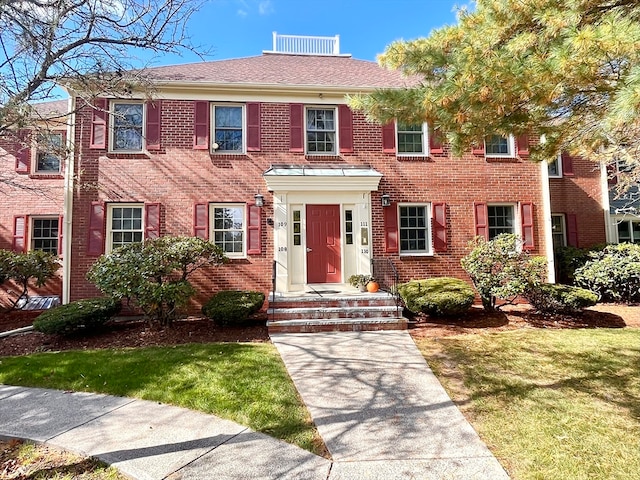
254,193,264,207
381,193,391,208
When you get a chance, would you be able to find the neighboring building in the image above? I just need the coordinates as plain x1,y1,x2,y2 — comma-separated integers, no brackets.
0,35,613,311
0,99,69,305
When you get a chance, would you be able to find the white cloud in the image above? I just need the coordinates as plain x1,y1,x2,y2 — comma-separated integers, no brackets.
258,0,274,15
237,8,248,16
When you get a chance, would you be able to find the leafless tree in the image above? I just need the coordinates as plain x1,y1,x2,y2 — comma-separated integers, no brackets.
0,0,206,133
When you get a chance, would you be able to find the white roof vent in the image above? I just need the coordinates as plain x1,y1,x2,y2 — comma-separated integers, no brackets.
264,32,351,57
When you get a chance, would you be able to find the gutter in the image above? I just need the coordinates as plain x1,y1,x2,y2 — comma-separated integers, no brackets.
540,160,556,283
62,94,76,304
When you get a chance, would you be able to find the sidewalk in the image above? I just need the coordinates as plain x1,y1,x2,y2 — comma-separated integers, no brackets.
272,331,509,479
0,385,330,480
1,330,509,479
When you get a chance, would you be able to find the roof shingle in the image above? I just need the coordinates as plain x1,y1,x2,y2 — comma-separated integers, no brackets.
145,54,417,89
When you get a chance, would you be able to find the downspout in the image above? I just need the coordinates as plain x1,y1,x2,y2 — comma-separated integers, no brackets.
540,160,555,283
600,161,614,243
62,94,76,304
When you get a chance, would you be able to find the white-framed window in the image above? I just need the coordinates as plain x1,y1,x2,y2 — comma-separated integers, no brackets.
212,104,244,153
107,204,144,252
488,204,515,239
616,218,640,243
31,217,59,254
110,101,144,152
551,214,567,248
306,107,336,154
35,132,63,173
399,203,431,255
397,123,428,156
485,134,515,157
211,203,246,258
548,154,563,178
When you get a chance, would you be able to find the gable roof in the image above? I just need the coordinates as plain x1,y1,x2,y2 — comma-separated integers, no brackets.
145,54,418,89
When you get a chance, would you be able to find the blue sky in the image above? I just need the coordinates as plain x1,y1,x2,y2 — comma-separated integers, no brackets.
152,0,464,65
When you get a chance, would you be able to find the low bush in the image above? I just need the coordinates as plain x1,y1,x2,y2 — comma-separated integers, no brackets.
202,290,265,326
461,234,547,311
33,297,121,335
554,244,607,284
525,284,598,314
573,243,640,303
398,277,475,316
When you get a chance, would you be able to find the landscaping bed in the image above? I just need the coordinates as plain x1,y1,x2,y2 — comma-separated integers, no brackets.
0,313,268,357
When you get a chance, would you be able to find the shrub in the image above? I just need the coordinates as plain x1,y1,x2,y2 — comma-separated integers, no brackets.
87,236,227,326
554,244,607,284
398,277,475,316
461,234,547,310
574,243,640,303
0,249,59,309
525,284,598,314
202,290,265,326
33,297,121,335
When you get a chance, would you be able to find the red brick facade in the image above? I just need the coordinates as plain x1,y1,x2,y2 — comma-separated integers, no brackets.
0,54,609,311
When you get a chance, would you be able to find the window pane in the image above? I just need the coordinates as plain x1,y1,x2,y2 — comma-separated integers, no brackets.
486,135,509,155
214,106,243,152
32,218,59,254
215,107,242,128
488,205,515,239
113,103,143,151
397,124,424,154
618,221,631,242
399,205,429,253
110,206,144,249
306,109,336,154
213,206,245,256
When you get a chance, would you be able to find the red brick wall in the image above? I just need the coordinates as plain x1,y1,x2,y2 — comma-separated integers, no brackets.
549,154,606,248
70,99,547,310
0,133,64,303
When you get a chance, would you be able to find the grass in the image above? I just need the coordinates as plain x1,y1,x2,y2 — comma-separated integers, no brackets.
0,343,322,455
413,328,640,480
0,439,127,479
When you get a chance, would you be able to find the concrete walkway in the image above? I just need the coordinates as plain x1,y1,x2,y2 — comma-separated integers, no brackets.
271,331,509,479
1,330,509,479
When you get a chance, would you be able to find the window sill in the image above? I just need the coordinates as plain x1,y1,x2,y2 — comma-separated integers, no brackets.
396,155,433,162
399,252,434,258
210,153,250,160
485,156,520,163
105,152,152,160
29,173,64,179
304,154,342,160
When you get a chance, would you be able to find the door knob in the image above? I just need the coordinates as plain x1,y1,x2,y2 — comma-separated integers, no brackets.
306,247,313,252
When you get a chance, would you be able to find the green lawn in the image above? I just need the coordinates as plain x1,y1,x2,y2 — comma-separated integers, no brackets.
0,343,323,455
413,328,640,480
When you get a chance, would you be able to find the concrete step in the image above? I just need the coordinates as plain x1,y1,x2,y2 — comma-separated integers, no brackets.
268,305,400,321
268,292,397,310
267,317,408,334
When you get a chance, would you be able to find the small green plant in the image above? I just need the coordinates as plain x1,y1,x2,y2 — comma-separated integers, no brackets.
398,277,475,316
202,290,265,326
33,297,121,335
574,243,640,303
0,249,59,309
461,234,547,311
87,236,227,326
525,284,598,314
348,274,372,290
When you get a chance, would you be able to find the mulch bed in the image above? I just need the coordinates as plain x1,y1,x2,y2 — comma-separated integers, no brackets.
1,304,638,357
409,303,639,339
0,313,269,357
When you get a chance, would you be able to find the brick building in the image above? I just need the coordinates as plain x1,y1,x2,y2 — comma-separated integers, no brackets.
0,35,613,310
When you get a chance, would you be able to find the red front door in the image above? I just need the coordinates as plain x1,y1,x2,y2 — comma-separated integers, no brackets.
306,204,341,283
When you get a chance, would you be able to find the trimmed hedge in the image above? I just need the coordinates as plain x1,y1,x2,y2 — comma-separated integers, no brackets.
399,277,475,316
33,297,121,335
525,284,598,315
202,290,265,326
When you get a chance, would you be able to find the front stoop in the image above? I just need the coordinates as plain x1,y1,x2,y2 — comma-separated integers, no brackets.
267,291,407,334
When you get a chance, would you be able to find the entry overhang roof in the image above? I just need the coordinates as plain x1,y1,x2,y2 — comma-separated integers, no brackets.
263,164,383,191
